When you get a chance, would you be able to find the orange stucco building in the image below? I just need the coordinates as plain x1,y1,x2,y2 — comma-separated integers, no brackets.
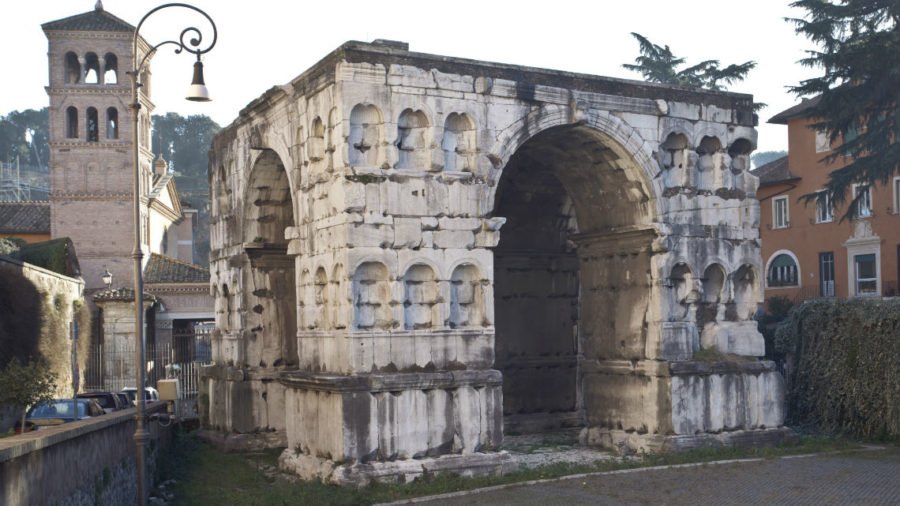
754,98,900,303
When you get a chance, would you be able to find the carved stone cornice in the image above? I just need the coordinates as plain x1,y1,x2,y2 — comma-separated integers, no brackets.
47,87,130,96
49,141,131,150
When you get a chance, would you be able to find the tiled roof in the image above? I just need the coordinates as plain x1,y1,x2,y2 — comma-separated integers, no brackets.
42,6,134,32
0,202,51,234
768,96,821,125
751,155,799,186
144,253,210,283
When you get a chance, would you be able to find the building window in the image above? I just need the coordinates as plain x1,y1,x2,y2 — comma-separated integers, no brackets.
64,52,81,84
66,107,78,138
86,107,98,142
854,253,877,295
767,253,799,287
773,196,789,229
84,53,100,84
815,130,830,153
103,53,118,84
853,184,872,218
893,177,900,214
815,191,833,223
819,252,835,297
106,108,118,139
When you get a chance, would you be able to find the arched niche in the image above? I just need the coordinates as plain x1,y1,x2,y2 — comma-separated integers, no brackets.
308,117,325,162
241,149,297,368
448,264,485,328
696,136,724,190
314,267,328,330
352,262,392,330
732,264,759,321
442,112,477,172
214,165,230,215
702,263,726,304
659,132,692,188
668,263,697,321
348,104,384,168
727,138,753,173
330,264,347,330
402,264,439,330
395,108,431,170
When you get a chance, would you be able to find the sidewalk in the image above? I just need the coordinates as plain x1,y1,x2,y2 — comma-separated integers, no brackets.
390,447,900,505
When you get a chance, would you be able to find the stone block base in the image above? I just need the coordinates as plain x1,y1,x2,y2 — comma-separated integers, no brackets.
195,429,287,452
278,450,516,487
580,426,798,455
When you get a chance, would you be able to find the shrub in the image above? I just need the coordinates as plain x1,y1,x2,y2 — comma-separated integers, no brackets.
775,298,900,438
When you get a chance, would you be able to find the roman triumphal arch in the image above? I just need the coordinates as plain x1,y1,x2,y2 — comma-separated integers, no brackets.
205,40,790,485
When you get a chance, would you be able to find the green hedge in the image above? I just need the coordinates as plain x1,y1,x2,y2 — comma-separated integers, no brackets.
775,298,900,438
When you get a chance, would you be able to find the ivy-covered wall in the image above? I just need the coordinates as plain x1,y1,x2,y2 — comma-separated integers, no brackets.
0,256,90,432
775,298,900,438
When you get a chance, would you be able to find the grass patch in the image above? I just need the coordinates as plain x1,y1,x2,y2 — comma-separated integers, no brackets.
161,431,861,505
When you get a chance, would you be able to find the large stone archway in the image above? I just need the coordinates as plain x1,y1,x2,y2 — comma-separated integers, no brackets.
206,40,789,484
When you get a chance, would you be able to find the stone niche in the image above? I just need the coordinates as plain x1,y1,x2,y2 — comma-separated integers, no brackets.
205,40,789,485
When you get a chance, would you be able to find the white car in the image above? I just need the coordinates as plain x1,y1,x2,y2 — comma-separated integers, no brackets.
121,387,159,406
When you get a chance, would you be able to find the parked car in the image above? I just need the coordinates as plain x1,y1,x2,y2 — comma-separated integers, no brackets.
121,387,159,406
114,392,130,410
24,398,105,430
77,392,124,414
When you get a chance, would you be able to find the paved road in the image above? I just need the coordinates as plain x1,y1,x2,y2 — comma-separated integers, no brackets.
413,448,900,505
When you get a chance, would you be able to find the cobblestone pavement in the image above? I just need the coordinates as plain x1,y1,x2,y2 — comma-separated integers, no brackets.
415,447,900,505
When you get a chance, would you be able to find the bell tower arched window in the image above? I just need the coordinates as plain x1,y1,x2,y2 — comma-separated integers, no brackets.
106,108,118,139
66,107,78,138
103,53,118,85
64,52,80,84
86,107,98,142
84,53,100,84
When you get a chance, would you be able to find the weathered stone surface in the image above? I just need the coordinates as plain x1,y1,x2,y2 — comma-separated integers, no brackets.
207,40,779,484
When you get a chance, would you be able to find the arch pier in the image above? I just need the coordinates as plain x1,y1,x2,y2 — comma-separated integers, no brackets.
206,40,791,485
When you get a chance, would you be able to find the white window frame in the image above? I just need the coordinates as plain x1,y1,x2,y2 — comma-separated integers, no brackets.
815,190,833,223
893,176,900,214
765,249,801,289
853,184,872,218
773,196,789,229
854,254,878,296
815,130,831,153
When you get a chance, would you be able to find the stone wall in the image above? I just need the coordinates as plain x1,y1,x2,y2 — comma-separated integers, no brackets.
0,256,88,432
0,403,172,506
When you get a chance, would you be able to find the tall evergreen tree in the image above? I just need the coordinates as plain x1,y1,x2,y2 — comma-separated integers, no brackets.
622,33,757,91
789,0,900,219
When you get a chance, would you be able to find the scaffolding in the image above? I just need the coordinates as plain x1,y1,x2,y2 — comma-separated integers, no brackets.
0,158,50,201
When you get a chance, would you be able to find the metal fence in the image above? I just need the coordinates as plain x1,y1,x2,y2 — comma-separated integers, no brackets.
83,325,212,417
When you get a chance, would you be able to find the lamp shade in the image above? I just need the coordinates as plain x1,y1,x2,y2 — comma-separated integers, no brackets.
186,60,211,102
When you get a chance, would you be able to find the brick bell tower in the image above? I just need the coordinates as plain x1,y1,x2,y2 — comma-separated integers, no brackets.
43,1,155,297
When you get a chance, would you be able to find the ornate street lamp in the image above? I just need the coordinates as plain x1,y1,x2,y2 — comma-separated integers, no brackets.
101,268,112,289
128,4,216,504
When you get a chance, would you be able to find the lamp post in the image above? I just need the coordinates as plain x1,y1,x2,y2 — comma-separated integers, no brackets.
128,4,216,504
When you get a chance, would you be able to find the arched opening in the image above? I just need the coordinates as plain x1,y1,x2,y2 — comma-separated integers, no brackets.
103,53,118,84
493,124,656,434
64,52,80,84
106,108,118,139
442,113,476,172
348,104,384,168
242,149,297,368
66,107,78,138
395,109,431,170
86,107,99,142
84,53,100,84
402,264,439,330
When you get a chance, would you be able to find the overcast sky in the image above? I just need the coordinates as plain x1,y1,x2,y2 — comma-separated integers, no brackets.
2,0,820,153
